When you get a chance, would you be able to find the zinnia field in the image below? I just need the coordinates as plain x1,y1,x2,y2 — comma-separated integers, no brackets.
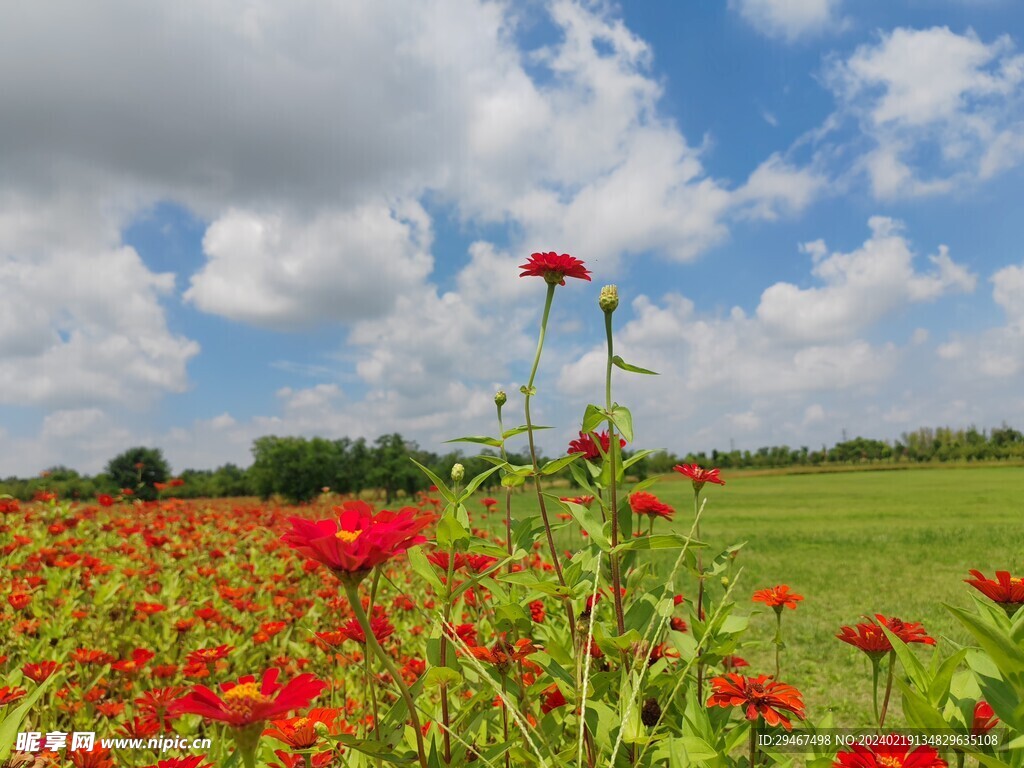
2,256,1023,768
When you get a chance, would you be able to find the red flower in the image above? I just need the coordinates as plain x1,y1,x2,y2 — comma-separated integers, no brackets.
568,431,626,462
70,747,115,768
972,701,998,735
0,686,27,705
281,501,434,580
722,656,749,670
169,669,326,728
837,615,935,658
529,600,546,623
707,673,805,730
264,707,349,749
338,616,395,645
480,498,498,510
673,464,725,492
112,648,155,674
22,661,60,683
518,252,591,285
833,738,947,768
965,570,1024,615
142,759,215,768
540,684,567,714
96,494,115,507
752,585,804,612
464,636,538,673
629,492,675,521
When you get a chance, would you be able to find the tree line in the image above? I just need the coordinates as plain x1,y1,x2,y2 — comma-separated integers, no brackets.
1,424,1020,503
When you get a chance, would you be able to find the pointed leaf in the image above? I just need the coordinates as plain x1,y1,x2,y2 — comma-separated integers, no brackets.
612,355,659,375
444,435,501,447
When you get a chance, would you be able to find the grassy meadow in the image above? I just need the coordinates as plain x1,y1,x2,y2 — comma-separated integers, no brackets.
469,464,1023,725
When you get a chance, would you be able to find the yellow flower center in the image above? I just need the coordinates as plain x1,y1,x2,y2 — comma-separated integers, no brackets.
877,756,904,768
222,682,270,718
335,529,362,543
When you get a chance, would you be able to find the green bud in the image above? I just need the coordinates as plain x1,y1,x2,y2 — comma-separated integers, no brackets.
451,463,465,483
313,721,330,738
599,284,619,313
494,389,507,407
720,576,730,588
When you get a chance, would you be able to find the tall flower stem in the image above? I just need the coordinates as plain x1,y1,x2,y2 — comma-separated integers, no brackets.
438,472,463,766
694,488,706,703
344,580,429,768
879,651,896,730
495,393,515,565
749,720,758,768
773,610,783,680
603,304,625,636
870,656,881,728
523,282,575,634
501,673,511,768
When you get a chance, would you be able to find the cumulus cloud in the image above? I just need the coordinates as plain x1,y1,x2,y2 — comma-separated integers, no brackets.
185,201,434,328
0,193,199,409
756,217,975,344
825,26,1024,197
730,0,844,41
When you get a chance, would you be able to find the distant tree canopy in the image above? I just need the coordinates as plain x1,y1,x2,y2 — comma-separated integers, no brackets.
106,446,171,501
1,424,1021,503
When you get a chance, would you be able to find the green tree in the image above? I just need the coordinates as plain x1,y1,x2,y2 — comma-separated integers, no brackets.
105,447,171,501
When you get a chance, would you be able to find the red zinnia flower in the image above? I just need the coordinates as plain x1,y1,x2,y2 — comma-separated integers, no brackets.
480,498,498,510
264,707,348,749
540,684,567,714
518,251,591,285
752,585,804,612
0,686,27,705
965,570,1024,615
837,615,935,658
281,501,434,581
464,636,538,673
568,431,626,462
22,661,60,683
833,738,947,768
673,464,725,492
96,494,115,507
971,701,998,735
338,616,395,645
629,492,675,521
707,673,805,730
169,668,326,728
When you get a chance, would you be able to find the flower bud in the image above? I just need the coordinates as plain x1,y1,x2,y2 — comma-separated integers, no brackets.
599,284,619,313
720,576,730,588
494,389,507,407
641,697,662,727
314,721,330,738
451,463,465,483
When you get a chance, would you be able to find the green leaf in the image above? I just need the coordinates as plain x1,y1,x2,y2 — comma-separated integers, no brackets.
329,735,417,764
540,453,583,476
621,448,661,472
406,546,445,596
497,571,573,598
948,604,1024,683
0,673,63,761
421,667,462,691
611,533,703,555
879,625,931,694
444,435,501,447
555,497,610,552
460,464,501,500
501,473,526,489
409,458,455,503
502,425,551,439
611,355,659,375
519,385,536,396
582,404,605,433
609,405,634,443
435,514,470,551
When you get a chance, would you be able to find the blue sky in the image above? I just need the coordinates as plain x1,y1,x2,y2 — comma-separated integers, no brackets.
2,0,1023,475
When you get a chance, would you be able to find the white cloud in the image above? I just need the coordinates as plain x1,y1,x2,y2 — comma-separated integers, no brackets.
731,0,844,41
0,193,199,409
826,27,1024,197
756,217,975,343
185,201,434,328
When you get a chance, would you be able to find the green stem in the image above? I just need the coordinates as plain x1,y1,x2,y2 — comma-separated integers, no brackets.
501,674,511,768
694,488,705,703
870,656,881,729
749,719,758,768
344,580,429,768
496,399,514,564
604,308,625,636
774,610,782,680
879,650,896,730
524,282,575,634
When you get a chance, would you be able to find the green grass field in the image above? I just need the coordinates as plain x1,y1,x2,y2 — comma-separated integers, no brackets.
472,465,1023,726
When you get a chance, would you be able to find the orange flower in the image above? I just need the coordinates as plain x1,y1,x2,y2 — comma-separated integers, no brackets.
707,673,805,730
965,570,1024,615
752,585,804,612
673,464,725,492
629,492,675,521
837,615,934,658
464,636,538,673
264,707,350,749
833,738,947,768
